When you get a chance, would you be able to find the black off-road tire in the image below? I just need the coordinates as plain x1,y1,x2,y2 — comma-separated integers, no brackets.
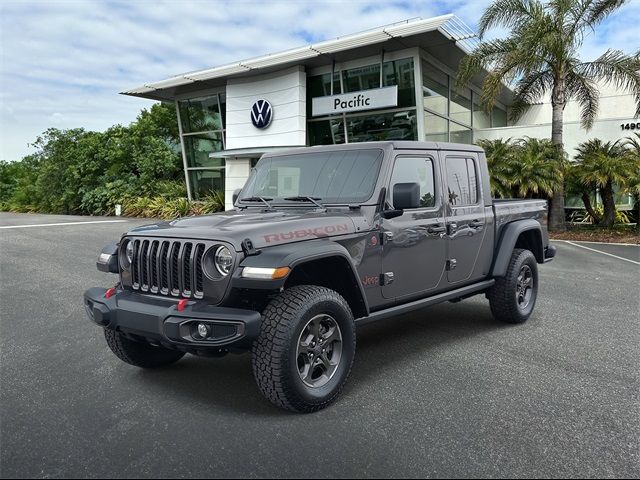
251,285,356,413
488,248,539,324
104,330,185,368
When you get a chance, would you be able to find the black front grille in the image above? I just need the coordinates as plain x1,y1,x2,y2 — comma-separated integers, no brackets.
130,239,207,299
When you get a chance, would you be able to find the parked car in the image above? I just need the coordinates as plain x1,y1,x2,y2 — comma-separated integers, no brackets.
85,141,556,413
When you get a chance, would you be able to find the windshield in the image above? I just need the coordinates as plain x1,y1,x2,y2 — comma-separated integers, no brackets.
241,149,384,204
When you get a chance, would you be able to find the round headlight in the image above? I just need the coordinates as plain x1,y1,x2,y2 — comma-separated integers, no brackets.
214,246,233,276
121,240,134,269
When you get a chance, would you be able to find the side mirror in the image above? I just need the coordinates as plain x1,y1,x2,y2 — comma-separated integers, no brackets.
392,182,421,210
232,188,242,205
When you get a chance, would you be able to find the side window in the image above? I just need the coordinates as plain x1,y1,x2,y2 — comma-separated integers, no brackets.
390,156,436,209
445,157,478,206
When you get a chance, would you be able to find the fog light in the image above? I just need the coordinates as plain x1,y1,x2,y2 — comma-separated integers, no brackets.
197,323,210,338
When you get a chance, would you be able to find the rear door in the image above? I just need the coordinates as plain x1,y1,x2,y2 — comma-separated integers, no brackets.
441,153,488,284
381,152,447,299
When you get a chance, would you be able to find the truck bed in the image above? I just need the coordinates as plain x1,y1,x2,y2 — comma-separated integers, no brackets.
493,198,548,240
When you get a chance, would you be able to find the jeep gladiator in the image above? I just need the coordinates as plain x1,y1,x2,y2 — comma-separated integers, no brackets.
84,141,556,412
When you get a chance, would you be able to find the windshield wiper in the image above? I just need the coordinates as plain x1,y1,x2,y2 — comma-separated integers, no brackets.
284,196,325,209
240,196,273,209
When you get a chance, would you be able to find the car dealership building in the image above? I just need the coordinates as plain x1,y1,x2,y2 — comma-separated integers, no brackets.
123,14,637,211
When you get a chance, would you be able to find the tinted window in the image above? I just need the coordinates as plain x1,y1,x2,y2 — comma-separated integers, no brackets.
446,157,478,206
242,149,383,204
390,157,436,209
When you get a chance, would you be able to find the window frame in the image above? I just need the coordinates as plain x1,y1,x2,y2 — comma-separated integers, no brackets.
387,153,440,212
444,155,481,208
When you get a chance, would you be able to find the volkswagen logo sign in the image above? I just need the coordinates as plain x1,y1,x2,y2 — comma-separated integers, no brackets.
250,99,273,129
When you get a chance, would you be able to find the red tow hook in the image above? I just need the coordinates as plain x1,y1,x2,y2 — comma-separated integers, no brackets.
104,287,117,299
177,299,188,312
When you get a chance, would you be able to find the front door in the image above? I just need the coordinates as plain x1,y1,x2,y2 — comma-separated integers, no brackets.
441,154,488,284
381,153,447,299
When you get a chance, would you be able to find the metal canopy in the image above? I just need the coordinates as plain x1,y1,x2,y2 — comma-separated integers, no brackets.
121,14,494,102
211,146,304,158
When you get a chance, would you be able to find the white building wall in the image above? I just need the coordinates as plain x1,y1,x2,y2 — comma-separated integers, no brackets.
225,66,307,150
478,81,638,157
224,158,252,211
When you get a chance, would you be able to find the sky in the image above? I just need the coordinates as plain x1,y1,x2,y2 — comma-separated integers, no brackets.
1,0,639,161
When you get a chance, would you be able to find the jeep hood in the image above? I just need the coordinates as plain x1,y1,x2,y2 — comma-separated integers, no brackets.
127,209,361,250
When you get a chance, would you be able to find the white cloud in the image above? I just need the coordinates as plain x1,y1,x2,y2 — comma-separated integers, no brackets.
1,0,637,160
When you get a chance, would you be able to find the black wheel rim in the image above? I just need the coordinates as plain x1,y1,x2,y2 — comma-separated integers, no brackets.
296,314,343,388
516,265,534,310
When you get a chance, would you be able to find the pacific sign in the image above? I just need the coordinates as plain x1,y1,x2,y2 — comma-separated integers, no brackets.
312,86,398,117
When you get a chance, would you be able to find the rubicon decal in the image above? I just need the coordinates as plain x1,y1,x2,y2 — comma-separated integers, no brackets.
264,224,349,244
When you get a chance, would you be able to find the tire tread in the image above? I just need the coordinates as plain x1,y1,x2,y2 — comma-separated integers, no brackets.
251,285,355,413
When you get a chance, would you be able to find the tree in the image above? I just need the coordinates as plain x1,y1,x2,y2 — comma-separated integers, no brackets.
478,137,565,199
571,138,639,227
458,0,640,231
476,138,516,197
622,132,640,225
0,102,183,215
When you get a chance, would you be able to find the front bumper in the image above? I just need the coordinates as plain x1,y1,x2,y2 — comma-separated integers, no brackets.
83,288,261,352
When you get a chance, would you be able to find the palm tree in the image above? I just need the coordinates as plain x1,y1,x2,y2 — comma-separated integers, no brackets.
510,137,566,198
457,0,640,232
478,137,565,199
572,139,638,227
622,132,640,225
476,138,516,197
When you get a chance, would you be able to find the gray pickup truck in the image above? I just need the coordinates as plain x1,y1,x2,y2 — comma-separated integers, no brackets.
84,141,556,412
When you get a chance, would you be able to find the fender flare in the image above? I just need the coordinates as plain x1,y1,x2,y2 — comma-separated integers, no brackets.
233,240,370,316
490,219,545,277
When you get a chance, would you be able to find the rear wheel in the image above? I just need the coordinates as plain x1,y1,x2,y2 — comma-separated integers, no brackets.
251,285,356,413
488,248,539,324
104,330,185,368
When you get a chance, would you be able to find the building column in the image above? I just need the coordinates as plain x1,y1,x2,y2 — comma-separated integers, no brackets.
224,157,251,211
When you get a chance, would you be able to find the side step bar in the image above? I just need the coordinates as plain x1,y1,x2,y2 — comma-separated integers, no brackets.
356,279,495,326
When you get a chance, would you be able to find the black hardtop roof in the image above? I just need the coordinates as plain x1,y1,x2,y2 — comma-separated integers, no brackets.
261,141,484,159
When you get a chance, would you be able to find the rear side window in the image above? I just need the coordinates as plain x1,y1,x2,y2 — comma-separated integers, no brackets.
445,157,478,206
389,156,436,208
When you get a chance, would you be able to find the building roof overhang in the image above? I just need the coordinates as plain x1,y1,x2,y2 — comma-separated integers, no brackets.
122,14,513,106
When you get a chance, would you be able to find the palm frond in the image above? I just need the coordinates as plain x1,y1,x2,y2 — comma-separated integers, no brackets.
565,70,600,130
510,69,555,120
584,0,629,27
478,0,543,38
577,50,640,116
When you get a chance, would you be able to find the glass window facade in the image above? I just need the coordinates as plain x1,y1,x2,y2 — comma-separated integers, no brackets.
422,65,448,116
308,58,418,145
178,92,226,200
492,106,507,127
188,168,225,199
424,111,448,142
421,59,508,143
450,87,472,126
450,123,473,144
473,97,491,129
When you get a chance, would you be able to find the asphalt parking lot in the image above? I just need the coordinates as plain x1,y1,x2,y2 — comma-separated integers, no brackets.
1,213,638,479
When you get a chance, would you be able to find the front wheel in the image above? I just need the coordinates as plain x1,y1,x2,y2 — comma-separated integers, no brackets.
488,248,539,324
251,285,356,413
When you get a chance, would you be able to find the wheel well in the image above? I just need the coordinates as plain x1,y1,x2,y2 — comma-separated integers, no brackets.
284,257,367,319
514,229,544,263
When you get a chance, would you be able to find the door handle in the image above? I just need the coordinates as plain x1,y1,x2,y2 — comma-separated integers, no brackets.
427,225,446,234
